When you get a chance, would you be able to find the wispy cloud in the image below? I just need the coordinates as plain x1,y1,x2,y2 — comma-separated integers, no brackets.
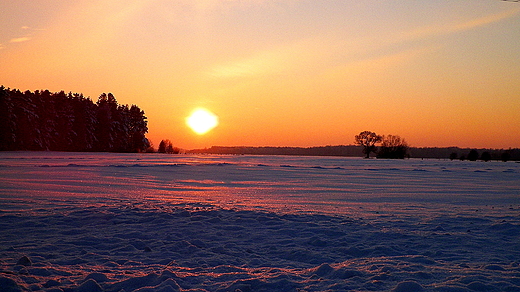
207,51,283,79
9,37,31,43
451,8,520,31
398,8,520,42
323,45,440,81
20,25,46,31
5,26,45,45
167,0,299,13
324,8,520,78
206,37,329,79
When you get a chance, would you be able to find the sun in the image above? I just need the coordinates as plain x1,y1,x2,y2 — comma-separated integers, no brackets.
186,108,219,135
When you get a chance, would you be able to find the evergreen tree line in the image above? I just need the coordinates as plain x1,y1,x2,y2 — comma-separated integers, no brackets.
0,86,149,152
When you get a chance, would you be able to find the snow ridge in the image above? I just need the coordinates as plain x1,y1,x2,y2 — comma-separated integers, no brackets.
1,202,519,291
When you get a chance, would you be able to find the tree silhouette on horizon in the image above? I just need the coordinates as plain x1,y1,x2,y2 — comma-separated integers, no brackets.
354,131,382,158
377,134,409,159
467,149,479,161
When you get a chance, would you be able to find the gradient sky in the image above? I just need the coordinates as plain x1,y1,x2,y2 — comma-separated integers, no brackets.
1,0,519,149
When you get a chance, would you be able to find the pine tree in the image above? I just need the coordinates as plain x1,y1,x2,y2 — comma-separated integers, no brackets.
0,86,16,150
1,87,149,152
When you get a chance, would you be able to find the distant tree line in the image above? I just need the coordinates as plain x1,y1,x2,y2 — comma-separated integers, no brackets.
0,86,149,152
448,148,515,162
353,131,519,161
189,145,519,161
188,145,365,156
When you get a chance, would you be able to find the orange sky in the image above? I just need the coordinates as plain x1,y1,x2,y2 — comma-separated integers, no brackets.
1,0,519,149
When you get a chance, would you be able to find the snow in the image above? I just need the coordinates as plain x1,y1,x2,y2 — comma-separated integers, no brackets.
0,152,519,291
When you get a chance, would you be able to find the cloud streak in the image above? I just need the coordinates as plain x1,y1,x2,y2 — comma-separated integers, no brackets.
206,36,330,80
398,8,520,42
189,0,296,10
9,37,31,43
320,8,520,82
4,26,45,46
322,45,441,82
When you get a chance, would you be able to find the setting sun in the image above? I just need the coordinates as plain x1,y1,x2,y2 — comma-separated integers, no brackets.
186,108,219,135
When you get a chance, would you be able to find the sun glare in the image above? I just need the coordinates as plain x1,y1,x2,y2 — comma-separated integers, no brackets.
186,108,219,135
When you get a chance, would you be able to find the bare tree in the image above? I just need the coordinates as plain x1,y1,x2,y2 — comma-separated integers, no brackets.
354,131,382,158
377,134,409,159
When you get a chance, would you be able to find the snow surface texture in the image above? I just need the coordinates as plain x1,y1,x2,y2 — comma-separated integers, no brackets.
0,152,519,292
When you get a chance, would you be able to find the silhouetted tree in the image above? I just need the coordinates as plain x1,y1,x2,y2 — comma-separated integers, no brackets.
34,90,56,150
355,131,382,158
0,86,16,150
377,134,409,159
95,93,117,151
467,149,479,161
12,89,40,150
166,143,175,154
501,151,511,162
145,141,155,153
70,93,98,151
449,152,458,160
158,139,179,154
158,140,168,153
127,105,149,152
480,151,491,162
53,91,75,151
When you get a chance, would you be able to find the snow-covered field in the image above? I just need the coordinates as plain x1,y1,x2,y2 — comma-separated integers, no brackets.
1,152,519,292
